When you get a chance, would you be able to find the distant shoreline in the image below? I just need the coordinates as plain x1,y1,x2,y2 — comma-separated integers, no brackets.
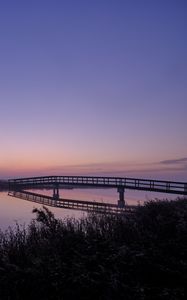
0,181,76,192
0,180,8,191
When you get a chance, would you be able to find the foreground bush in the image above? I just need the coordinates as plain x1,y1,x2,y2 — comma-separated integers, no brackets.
0,198,186,300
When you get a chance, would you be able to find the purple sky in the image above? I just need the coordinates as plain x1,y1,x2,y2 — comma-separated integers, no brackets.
0,0,186,180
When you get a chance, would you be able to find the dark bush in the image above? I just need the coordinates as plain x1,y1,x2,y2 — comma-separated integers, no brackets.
0,198,186,299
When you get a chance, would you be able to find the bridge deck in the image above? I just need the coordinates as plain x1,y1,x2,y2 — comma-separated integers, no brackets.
8,190,135,215
9,175,187,195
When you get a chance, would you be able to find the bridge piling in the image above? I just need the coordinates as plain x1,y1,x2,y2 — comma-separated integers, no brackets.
117,187,125,208
53,184,59,200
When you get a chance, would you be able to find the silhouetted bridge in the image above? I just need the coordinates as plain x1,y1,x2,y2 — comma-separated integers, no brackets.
8,176,187,214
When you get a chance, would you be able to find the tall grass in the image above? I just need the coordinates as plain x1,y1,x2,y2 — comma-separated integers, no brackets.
0,198,186,300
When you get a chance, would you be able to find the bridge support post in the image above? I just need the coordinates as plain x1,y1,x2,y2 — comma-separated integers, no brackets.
184,184,187,194
117,187,125,208
53,184,59,200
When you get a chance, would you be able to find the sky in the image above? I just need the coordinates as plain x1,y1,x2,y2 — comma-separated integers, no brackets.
0,0,186,180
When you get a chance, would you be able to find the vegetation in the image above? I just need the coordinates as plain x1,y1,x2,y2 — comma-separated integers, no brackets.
0,198,186,300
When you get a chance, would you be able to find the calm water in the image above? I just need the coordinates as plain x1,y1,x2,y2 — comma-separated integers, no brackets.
0,188,176,230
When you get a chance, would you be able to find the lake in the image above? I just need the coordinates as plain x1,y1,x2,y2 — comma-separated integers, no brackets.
0,187,176,230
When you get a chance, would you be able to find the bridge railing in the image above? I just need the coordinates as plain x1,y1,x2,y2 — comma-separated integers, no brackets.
8,175,187,195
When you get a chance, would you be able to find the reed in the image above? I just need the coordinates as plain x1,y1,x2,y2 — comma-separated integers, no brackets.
0,198,186,300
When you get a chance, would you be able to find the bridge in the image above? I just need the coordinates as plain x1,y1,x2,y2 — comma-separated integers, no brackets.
8,175,187,213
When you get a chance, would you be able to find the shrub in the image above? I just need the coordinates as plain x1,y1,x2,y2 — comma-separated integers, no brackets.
0,198,186,299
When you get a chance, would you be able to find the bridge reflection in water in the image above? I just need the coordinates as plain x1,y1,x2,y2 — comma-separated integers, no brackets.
8,190,135,215
8,175,187,215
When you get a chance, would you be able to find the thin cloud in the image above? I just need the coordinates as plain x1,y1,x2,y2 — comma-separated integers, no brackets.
160,157,187,165
41,160,187,177
3,158,187,180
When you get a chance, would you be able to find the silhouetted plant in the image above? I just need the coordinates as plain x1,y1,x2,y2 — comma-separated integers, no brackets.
0,199,186,299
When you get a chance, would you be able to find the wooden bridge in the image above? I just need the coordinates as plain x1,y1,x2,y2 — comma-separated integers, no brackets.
8,175,187,214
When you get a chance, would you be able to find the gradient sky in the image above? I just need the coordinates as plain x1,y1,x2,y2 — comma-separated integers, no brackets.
0,0,186,180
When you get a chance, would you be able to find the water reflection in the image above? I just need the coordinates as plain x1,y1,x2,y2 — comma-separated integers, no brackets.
0,188,175,230
0,191,84,230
